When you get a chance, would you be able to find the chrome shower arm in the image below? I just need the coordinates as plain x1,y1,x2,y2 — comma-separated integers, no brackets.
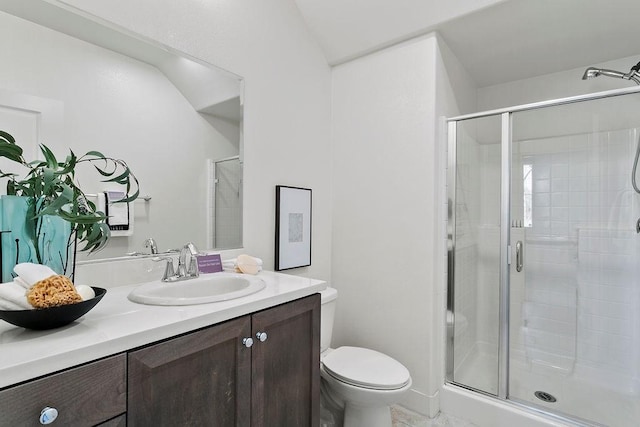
594,68,628,79
582,64,640,85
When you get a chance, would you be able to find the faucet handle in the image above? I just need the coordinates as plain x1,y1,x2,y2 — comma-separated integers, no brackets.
188,257,199,278
185,242,199,256
164,259,176,280
153,256,175,281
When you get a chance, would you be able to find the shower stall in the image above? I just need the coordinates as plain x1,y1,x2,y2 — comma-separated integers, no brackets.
446,86,640,426
208,156,243,249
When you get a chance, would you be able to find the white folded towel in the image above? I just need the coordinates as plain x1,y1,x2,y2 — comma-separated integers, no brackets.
0,281,31,310
13,263,57,286
0,298,24,311
14,277,31,290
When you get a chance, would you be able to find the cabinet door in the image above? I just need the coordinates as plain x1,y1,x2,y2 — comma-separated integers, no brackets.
251,294,320,427
128,316,252,427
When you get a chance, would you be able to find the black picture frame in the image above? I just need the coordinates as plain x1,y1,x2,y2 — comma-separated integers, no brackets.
275,185,312,271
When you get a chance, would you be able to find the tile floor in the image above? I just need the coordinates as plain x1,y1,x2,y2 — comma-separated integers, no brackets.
391,405,477,427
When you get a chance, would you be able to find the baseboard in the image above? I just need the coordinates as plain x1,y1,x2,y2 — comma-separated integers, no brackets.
399,387,440,418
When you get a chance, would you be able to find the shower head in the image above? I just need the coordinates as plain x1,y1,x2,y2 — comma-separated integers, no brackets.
581,63,640,85
581,67,600,80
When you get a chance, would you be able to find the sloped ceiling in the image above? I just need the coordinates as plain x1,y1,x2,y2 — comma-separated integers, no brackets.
294,0,640,87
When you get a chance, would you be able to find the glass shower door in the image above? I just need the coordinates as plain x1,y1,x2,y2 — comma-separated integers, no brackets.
212,157,242,249
509,95,640,426
448,114,502,395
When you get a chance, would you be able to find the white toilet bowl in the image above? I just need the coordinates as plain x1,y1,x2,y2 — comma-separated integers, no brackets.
319,287,412,427
320,346,412,427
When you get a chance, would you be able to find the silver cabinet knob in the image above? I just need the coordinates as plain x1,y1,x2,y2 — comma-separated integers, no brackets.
242,337,254,348
256,331,268,342
40,407,58,425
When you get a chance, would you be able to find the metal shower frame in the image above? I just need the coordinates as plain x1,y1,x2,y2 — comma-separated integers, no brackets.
445,84,640,424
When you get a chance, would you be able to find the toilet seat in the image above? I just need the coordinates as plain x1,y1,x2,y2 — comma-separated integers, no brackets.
322,346,410,390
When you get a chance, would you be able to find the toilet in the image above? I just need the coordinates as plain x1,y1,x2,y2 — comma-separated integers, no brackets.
320,287,412,427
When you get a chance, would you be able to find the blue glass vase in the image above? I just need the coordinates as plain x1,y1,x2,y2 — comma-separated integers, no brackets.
0,195,75,283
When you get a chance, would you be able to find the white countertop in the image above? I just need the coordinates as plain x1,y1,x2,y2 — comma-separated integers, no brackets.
0,270,326,389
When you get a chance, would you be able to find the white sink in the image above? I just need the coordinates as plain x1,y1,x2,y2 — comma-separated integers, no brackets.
127,272,266,306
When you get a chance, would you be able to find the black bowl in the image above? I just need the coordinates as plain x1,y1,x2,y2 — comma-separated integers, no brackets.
0,287,106,330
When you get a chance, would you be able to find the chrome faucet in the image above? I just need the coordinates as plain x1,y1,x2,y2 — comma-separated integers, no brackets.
144,238,158,254
153,243,200,282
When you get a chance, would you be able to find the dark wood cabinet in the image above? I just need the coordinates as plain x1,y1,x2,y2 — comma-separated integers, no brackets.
128,316,252,426
251,294,320,427
128,293,320,427
0,294,319,427
0,354,126,427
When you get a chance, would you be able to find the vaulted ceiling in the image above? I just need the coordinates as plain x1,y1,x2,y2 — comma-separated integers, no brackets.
294,0,640,87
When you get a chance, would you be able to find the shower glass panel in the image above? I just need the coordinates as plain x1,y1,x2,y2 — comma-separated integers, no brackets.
509,94,640,426
448,87,640,427
448,114,502,395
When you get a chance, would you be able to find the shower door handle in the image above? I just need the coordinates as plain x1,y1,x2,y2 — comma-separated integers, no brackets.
515,241,523,272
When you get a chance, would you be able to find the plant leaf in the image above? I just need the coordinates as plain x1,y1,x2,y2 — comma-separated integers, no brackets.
119,188,140,203
0,130,16,143
40,144,58,169
0,140,23,163
55,150,77,175
93,164,115,177
1,130,139,254
84,150,106,158
103,168,130,183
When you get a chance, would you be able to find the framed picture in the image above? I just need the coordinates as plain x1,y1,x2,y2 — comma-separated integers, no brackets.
275,185,312,271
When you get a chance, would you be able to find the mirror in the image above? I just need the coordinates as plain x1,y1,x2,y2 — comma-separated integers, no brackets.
0,2,244,261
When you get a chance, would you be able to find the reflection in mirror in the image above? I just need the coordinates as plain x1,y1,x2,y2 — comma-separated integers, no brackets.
0,4,243,261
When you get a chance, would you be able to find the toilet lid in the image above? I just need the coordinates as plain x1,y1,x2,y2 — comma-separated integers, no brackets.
322,346,411,390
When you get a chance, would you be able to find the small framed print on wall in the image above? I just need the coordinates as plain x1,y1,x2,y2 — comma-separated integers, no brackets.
275,185,312,271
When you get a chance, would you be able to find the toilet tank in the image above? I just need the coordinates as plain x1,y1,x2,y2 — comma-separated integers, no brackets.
320,287,338,352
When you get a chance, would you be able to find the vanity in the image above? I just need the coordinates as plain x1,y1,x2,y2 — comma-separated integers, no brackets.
0,2,325,425
0,270,325,426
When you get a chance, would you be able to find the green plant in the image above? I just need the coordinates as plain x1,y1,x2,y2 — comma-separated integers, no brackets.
0,129,139,257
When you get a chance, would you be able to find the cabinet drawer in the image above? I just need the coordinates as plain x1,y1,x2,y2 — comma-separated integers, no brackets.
0,354,126,427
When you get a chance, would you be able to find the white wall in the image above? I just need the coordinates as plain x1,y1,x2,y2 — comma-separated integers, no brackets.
478,54,640,110
40,0,333,279
331,33,476,416
331,34,437,414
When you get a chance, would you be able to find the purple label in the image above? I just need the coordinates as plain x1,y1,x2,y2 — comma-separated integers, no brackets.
196,254,223,273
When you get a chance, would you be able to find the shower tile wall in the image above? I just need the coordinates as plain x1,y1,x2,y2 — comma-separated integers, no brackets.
576,228,640,392
514,129,640,391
